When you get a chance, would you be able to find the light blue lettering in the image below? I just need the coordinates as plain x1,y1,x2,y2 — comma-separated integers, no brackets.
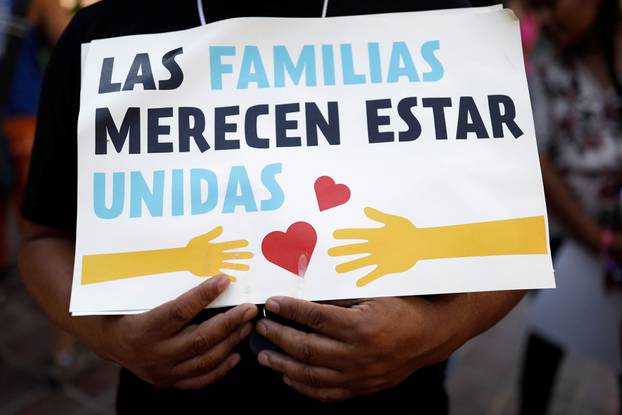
260,163,284,211
237,45,269,89
223,166,258,213
93,172,125,219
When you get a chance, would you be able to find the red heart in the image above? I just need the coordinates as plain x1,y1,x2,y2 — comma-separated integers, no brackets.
261,222,317,277
314,176,351,212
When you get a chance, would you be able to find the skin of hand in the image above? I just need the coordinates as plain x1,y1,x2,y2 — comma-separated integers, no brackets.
255,291,525,402
19,222,258,389
92,276,259,389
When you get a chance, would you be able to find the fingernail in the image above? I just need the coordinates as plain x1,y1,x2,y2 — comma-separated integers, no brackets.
242,306,257,321
283,376,292,386
216,275,230,291
266,299,280,314
256,319,267,336
258,352,269,366
230,353,241,368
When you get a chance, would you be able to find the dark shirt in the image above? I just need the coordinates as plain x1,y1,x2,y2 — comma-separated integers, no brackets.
22,1,470,413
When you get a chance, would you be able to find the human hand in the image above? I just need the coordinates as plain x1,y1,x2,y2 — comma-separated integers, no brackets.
254,295,460,402
85,275,257,389
185,226,253,280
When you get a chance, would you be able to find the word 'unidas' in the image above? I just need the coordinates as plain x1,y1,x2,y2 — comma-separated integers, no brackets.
94,163,284,219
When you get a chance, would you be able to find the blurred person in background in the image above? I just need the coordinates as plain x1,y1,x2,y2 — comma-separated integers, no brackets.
3,0,69,261
506,0,541,74
1,0,73,380
519,0,622,414
0,0,28,296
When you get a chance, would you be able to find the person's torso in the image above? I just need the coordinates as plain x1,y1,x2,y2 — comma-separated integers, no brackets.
70,2,472,410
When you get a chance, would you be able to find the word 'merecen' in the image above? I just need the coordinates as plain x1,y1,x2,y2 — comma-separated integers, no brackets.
94,95,523,157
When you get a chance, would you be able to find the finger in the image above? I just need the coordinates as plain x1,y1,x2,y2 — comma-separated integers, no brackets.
221,274,237,282
335,256,376,274
221,251,254,260
328,243,370,257
258,350,343,387
332,228,375,241
363,207,396,225
172,353,241,390
140,275,231,335
283,376,351,402
203,226,224,241
172,322,252,379
318,298,366,308
356,267,386,287
220,262,250,272
255,318,347,367
171,303,258,360
215,240,249,251
264,296,358,339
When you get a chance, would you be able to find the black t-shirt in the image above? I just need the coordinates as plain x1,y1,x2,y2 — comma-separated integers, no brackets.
23,1,470,413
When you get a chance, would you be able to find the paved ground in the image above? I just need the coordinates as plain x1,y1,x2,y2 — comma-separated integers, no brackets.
0,268,618,414
0,269,118,415
448,297,619,415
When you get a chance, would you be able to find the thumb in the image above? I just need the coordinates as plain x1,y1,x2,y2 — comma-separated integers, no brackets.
139,275,230,335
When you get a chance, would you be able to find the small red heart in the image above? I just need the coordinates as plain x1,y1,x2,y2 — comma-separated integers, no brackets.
261,222,317,277
314,176,351,212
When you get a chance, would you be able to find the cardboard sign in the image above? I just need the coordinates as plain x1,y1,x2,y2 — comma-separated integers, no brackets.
71,6,555,315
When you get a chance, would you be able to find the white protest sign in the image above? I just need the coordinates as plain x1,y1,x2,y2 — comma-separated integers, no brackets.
71,7,555,315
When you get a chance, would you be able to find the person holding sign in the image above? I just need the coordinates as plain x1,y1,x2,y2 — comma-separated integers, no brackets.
18,1,530,413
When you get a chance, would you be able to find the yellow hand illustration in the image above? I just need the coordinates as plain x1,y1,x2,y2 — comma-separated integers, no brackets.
328,208,548,287
81,226,253,285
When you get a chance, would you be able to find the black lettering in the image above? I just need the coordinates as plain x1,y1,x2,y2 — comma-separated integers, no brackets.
457,96,489,139
422,97,451,140
275,103,301,147
305,102,340,146
123,53,157,91
397,97,421,142
245,105,270,149
366,99,393,143
488,94,524,139
159,47,185,90
147,108,174,153
95,107,140,154
98,58,122,94
215,106,240,150
179,107,209,152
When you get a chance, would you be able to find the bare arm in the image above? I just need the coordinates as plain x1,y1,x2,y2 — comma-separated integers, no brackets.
18,219,258,389
540,155,602,250
18,221,91,335
29,0,71,45
431,290,526,350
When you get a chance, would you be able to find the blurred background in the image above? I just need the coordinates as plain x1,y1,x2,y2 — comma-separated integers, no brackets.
0,0,620,413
